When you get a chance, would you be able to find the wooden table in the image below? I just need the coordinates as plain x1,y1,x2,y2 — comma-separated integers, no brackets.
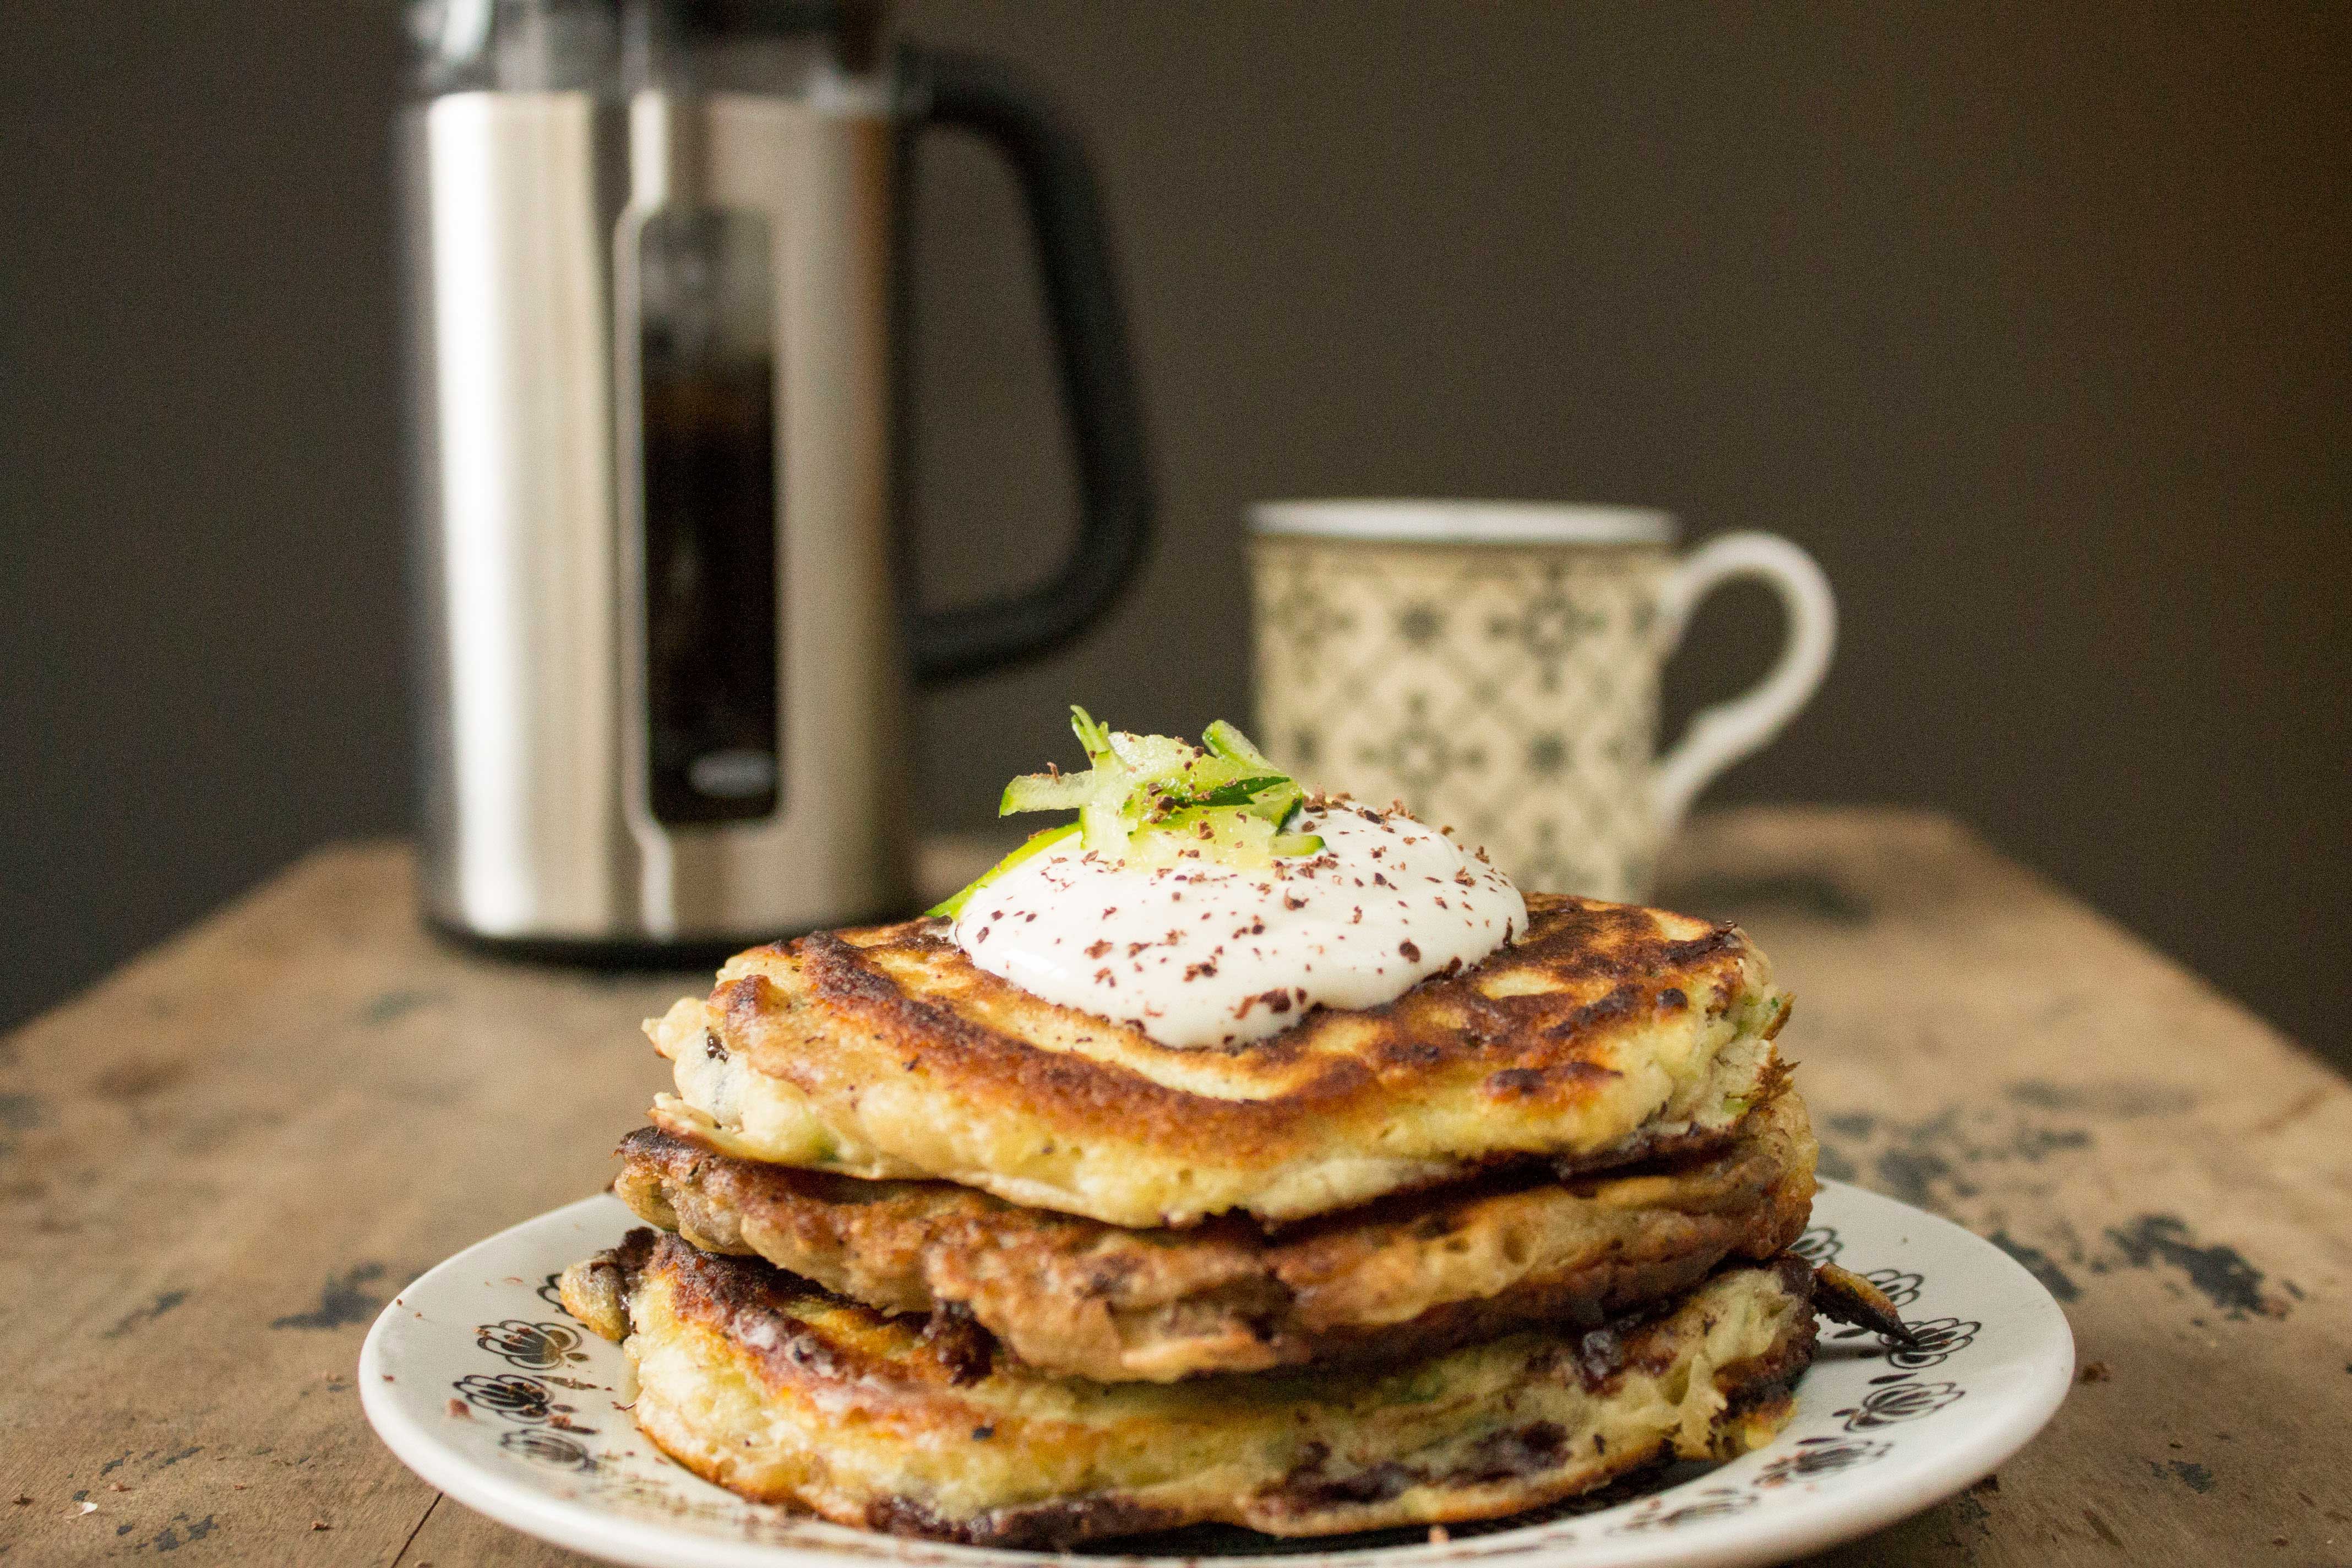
3,809,2346,1566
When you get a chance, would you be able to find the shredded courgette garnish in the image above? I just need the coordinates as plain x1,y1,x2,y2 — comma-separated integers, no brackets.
927,708,1324,918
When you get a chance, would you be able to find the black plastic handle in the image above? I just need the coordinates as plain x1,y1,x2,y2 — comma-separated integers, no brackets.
901,46,1155,684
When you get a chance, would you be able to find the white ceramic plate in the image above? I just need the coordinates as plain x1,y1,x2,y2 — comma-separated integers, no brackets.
361,1181,2072,1568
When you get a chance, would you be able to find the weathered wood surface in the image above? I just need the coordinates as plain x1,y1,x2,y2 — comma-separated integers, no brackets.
2,809,2345,1566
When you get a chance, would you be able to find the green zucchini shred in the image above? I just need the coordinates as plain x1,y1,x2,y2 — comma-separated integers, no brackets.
927,709,1323,917
925,821,1081,919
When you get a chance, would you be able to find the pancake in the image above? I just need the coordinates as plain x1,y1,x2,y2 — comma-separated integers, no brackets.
610,1085,1816,1382
559,1231,1817,1547
647,892,1790,1227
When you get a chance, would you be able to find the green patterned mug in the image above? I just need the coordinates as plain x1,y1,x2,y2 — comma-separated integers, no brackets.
1249,501,1834,901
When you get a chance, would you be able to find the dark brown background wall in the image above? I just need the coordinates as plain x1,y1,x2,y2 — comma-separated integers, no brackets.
4,4,2346,1064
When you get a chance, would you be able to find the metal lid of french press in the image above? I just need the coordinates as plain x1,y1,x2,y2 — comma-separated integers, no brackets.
406,0,886,95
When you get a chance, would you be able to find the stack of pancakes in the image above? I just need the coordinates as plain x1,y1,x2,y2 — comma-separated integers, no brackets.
560,892,1822,1547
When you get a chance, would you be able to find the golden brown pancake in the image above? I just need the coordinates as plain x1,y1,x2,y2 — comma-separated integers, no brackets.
560,1231,1817,1547
648,893,1790,1227
611,1086,1816,1382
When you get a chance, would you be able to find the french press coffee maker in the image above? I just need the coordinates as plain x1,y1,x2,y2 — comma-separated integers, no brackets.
400,0,1150,956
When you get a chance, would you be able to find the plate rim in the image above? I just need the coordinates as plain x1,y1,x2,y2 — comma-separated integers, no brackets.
360,1180,2075,1568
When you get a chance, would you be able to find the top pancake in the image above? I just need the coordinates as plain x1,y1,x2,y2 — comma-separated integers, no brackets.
650,892,1789,1228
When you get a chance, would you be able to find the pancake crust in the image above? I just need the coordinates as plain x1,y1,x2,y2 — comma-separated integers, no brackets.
649,892,1790,1227
560,1232,1817,1547
612,1087,1816,1382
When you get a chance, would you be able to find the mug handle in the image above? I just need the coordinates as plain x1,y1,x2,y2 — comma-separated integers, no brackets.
1650,532,1837,839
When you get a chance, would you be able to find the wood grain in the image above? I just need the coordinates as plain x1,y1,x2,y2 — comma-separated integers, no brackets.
1,809,2344,1565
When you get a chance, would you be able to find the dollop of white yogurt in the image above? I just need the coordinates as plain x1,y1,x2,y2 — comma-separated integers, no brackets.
950,803,1527,1048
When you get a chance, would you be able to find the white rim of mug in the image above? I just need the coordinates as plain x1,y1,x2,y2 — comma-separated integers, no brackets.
1249,499,1678,546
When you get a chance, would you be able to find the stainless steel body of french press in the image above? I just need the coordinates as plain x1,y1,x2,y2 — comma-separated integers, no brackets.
399,0,1150,956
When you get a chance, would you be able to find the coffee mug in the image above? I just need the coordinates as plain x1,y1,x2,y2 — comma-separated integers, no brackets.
1248,501,1834,901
